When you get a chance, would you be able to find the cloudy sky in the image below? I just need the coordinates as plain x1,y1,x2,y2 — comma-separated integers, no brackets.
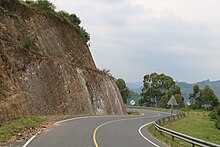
51,0,220,83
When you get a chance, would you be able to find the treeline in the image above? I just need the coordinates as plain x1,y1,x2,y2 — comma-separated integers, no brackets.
21,0,90,42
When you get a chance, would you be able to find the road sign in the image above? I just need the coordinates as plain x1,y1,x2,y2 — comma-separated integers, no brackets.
167,95,178,106
167,95,178,128
130,100,136,106
187,101,191,106
67,89,71,94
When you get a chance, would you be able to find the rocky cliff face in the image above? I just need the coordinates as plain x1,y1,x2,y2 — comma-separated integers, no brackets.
0,0,126,124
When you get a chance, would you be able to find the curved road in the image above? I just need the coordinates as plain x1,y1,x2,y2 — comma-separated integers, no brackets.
24,109,169,147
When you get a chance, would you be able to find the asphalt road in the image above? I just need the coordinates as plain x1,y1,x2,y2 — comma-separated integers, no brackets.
24,109,169,147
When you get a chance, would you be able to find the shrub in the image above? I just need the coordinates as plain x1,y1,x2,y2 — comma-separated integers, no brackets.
215,116,220,130
22,36,31,49
27,0,56,13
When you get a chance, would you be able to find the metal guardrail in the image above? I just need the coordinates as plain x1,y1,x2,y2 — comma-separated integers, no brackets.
155,114,220,147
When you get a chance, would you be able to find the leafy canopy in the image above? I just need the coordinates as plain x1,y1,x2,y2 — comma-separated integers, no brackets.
116,78,129,104
190,85,219,110
139,72,184,108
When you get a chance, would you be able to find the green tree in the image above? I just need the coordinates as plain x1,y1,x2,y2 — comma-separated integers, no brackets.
190,85,219,110
23,0,90,43
200,86,219,110
189,85,201,109
57,10,81,26
116,78,129,103
80,27,90,43
210,103,220,129
27,0,56,12
139,72,184,108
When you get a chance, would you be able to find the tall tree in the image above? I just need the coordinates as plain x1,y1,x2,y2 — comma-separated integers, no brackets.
116,78,129,103
200,86,219,109
189,85,219,110
189,85,201,109
139,73,184,107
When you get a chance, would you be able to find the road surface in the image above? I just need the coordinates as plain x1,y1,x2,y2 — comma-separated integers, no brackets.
24,109,169,147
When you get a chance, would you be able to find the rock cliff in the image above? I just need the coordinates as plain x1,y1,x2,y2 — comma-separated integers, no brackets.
0,0,126,124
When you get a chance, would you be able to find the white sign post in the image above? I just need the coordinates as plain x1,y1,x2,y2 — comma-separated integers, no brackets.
130,100,136,112
167,95,178,127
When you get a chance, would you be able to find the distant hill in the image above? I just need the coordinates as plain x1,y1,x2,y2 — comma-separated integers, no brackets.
176,80,220,102
127,80,220,103
126,82,142,90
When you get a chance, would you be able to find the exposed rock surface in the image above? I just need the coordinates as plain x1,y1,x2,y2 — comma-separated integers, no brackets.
0,0,126,124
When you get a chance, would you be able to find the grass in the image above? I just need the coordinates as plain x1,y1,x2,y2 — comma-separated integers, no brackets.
0,116,44,144
0,114,88,145
148,110,220,146
148,124,193,147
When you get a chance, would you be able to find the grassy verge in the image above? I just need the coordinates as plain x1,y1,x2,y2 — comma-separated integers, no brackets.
148,110,220,146
148,124,193,147
0,114,87,145
0,116,44,144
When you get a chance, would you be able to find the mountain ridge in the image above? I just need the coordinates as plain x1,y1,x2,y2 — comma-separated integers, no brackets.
127,79,220,102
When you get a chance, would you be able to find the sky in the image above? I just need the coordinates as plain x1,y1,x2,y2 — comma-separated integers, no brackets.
50,0,220,83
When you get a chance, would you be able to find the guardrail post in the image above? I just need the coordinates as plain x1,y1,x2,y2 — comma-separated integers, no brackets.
172,135,174,141
158,119,161,125
192,143,195,147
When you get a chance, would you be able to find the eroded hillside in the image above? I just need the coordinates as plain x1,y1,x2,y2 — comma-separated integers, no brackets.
0,0,126,124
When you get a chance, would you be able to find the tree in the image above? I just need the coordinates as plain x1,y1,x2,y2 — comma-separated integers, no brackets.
57,10,81,26
200,86,219,110
210,103,220,129
116,78,129,103
80,27,90,43
23,0,90,43
139,72,184,108
27,0,56,12
189,85,219,110
189,85,201,109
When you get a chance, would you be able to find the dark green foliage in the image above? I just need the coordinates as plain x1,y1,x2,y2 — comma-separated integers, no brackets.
57,11,81,26
80,27,90,43
116,78,129,103
26,0,55,12
22,0,90,42
216,116,220,130
190,85,219,110
139,72,184,108
210,104,220,129
22,36,31,49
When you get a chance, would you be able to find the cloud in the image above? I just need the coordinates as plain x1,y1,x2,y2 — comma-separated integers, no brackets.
51,0,220,83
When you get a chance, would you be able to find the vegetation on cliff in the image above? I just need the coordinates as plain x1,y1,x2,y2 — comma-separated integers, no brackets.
20,0,90,42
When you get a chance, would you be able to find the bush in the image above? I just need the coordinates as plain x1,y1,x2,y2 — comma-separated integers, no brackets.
27,0,56,13
22,36,31,49
22,1,90,43
215,116,220,130
209,110,217,120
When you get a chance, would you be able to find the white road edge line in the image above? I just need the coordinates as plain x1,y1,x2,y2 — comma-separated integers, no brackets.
22,134,37,147
22,113,145,147
138,122,160,147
